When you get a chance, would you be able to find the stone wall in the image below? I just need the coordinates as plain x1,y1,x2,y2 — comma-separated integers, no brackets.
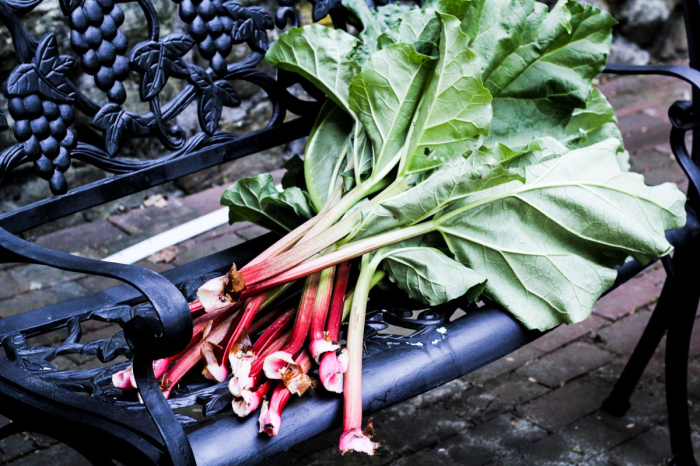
573,0,689,65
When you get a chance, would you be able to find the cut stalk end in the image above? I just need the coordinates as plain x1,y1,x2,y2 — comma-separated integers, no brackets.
339,420,382,456
319,348,348,393
258,399,281,436
263,351,295,380
310,336,340,362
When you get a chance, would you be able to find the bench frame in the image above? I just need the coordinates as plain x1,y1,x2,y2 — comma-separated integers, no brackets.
0,0,698,464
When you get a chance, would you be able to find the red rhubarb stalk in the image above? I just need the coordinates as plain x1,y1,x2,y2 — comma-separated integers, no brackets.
309,266,337,361
230,329,291,397
263,272,320,382
319,260,352,392
340,255,382,455
241,223,433,298
160,312,237,398
258,350,313,436
232,379,274,418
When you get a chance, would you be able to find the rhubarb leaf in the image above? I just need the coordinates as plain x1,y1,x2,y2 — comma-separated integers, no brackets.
304,100,355,211
348,43,436,181
401,13,492,174
356,157,523,240
380,246,486,306
281,155,306,190
263,187,316,220
221,174,306,234
481,0,617,153
435,139,686,330
265,25,359,114
377,8,441,56
342,0,413,63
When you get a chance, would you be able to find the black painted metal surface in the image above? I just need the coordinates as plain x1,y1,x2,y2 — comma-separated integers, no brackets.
0,0,698,464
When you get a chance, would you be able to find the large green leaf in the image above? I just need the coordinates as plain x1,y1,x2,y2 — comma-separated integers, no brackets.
304,100,355,211
483,1,617,152
348,43,436,181
221,174,308,234
342,0,413,63
262,187,316,221
356,157,523,240
435,139,686,330
401,13,493,174
380,246,486,306
377,8,441,56
265,25,359,114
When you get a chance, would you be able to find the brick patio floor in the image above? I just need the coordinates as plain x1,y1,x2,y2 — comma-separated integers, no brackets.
0,72,698,465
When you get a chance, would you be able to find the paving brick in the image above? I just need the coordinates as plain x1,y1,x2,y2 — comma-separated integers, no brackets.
530,315,608,353
8,264,79,292
598,380,669,438
596,310,653,355
391,448,462,466
0,272,26,301
518,433,592,463
5,443,90,466
517,377,610,430
593,266,665,321
608,425,673,466
590,350,665,387
0,281,89,317
690,318,700,359
373,404,470,459
688,358,700,400
468,415,548,451
34,220,126,256
559,414,631,455
429,431,503,466
235,224,270,240
463,346,544,384
0,434,36,463
76,275,122,294
618,113,670,153
107,199,199,236
516,342,614,388
173,231,246,265
455,373,549,423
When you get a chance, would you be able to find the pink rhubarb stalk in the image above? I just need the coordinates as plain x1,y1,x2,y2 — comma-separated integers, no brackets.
232,379,274,417
229,329,291,397
160,311,237,398
228,308,295,396
258,350,313,436
262,272,320,384
319,260,352,392
339,256,382,455
241,223,432,299
309,266,337,361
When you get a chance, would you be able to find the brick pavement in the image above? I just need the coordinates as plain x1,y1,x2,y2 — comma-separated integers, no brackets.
0,73,698,464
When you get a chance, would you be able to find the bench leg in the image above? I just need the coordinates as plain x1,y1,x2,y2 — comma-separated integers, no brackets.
601,277,672,416
665,243,699,466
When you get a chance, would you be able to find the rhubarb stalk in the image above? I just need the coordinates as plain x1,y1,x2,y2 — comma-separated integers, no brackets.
258,350,313,436
309,266,337,361
263,272,320,383
319,260,352,392
339,255,382,455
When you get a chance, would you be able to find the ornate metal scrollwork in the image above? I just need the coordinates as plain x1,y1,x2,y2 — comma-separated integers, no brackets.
0,0,318,195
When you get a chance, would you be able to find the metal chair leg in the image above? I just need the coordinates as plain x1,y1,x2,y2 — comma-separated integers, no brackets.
665,244,699,466
601,276,673,416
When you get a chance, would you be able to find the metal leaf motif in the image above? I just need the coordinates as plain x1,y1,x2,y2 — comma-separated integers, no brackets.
309,0,339,22
32,34,75,102
92,104,151,156
188,65,240,135
4,0,43,14
130,34,195,101
57,0,80,15
0,110,7,131
224,2,274,52
7,63,38,96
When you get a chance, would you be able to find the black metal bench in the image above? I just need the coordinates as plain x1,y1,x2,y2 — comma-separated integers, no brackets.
0,0,699,464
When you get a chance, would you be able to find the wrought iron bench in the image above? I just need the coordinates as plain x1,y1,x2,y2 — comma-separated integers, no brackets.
0,0,699,464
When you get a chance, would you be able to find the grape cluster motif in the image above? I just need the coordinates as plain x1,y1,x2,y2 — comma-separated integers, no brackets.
176,0,233,77
7,34,78,195
68,0,129,104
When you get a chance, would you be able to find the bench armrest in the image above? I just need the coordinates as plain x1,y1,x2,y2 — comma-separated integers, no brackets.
0,227,196,466
604,63,700,208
